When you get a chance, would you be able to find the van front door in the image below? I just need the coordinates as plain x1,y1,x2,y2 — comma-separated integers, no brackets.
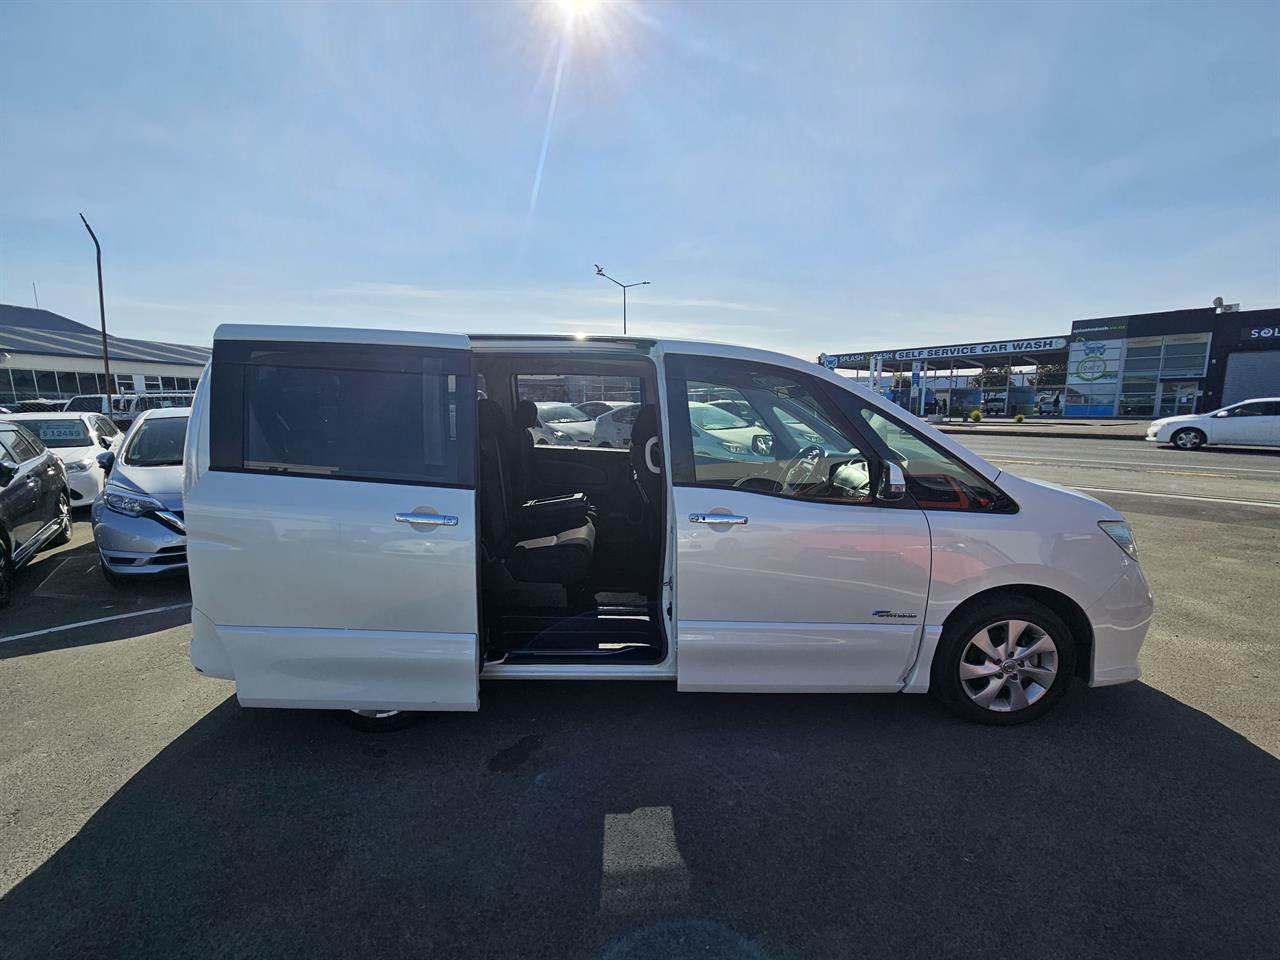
665,355,931,692
186,327,480,711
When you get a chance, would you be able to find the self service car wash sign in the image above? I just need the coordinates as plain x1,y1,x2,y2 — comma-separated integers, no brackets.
821,337,1066,367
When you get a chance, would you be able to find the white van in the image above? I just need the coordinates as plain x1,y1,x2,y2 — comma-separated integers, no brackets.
183,326,1153,729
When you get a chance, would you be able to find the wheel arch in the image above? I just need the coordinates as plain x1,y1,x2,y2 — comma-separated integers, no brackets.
940,584,1094,681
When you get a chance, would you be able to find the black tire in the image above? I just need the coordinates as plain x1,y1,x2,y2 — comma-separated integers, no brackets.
50,492,73,546
1171,427,1206,451
99,554,130,589
931,594,1076,725
337,709,420,733
0,533,13,609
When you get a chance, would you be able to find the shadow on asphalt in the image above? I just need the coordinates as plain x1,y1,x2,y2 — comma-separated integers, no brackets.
2,682,1277,960
0,603,191,661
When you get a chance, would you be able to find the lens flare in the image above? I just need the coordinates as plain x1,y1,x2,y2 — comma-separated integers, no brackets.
553,0,599,23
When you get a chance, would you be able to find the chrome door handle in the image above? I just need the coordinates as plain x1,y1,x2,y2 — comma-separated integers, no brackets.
689,513,748,525
394,512,459,527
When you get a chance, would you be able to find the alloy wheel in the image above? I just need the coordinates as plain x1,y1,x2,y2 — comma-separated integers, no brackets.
1173,429,1204,450
959,620,1059,713
350,709,401,720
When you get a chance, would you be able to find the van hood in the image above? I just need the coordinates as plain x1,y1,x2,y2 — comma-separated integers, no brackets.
998,472,1124,522
107,462,184,511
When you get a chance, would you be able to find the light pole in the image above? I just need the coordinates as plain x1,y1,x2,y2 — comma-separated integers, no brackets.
594,264,649,335
79,214,113,414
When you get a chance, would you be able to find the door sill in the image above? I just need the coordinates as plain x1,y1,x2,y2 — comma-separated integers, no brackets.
482,659,675,680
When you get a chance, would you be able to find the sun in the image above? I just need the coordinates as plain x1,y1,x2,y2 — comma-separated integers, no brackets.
552,0,600,25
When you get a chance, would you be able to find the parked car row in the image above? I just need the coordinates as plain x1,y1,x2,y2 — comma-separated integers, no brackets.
0,391,194,432
0,407,191,605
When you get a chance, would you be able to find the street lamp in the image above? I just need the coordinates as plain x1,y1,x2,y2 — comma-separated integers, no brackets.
79,214,113,414
594,264,649,335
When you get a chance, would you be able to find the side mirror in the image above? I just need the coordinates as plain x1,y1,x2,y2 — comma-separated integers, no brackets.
879,462,907,501
96,450,115,475
1214,410,1230,418
752,434,773,456
0,460,17,487
99,435,113,449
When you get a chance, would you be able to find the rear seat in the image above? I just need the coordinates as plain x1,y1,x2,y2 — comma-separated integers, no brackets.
477,399,594,587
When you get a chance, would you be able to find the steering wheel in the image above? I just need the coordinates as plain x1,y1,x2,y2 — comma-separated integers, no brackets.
779,444,824,494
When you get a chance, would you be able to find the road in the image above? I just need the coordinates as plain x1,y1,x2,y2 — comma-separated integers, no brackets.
1,439,1278,959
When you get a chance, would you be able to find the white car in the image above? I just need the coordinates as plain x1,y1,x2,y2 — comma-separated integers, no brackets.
1146,398,1280,450
184,325,1153,731
1,411,123,507
575,400,631,420
529,401,596,444
592,402,640,447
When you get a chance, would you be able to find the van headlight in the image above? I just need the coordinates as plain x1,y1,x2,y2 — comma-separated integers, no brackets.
1099,521,1138,561
103,486,163,518
64,458,96,473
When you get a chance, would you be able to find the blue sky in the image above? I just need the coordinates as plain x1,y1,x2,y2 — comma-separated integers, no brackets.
1,0,1277,360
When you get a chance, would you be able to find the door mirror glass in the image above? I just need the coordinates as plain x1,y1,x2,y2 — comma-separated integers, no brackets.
751,433,773,457
96,450,115,474
879,462,907,500
0,460,17,486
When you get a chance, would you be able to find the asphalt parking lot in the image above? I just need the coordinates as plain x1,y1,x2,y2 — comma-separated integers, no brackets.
2,438,1278,959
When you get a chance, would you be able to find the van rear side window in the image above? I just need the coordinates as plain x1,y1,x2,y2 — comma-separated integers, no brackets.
209,341,474,487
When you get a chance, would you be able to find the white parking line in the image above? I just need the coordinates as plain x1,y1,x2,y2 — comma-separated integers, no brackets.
0,603,192,645
1071,486,1280,508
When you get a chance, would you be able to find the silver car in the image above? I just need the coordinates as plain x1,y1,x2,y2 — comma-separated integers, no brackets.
91,407,190,586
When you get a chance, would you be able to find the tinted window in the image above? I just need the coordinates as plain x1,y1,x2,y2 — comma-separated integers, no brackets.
211,341,474,487
94,416,120,437
19,418,91,448
1227,402,1277,417
65,396,103,412
668,358,874,503
6,425,44,461
859,408,1012,511
515,373,643,448
123,416,188,466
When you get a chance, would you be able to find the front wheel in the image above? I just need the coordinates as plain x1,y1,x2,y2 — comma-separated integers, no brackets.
932,596,1076,725
1171,428,1206,450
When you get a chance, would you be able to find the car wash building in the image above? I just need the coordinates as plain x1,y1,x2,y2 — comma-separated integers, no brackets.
821,305,1280,418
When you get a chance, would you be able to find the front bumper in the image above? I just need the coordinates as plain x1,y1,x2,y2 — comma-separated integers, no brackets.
91,500,187,576
1085,561,1154,686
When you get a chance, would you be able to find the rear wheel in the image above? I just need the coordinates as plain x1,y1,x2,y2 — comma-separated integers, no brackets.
1171,427,1206,450
932,595,1076,725
0,534,12,608
338,709,420,733
50,493,73,546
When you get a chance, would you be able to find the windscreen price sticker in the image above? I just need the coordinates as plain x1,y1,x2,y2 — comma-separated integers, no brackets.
39,426,83,440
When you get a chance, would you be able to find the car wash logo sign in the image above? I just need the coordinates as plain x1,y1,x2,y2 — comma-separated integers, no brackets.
821,337,1065,367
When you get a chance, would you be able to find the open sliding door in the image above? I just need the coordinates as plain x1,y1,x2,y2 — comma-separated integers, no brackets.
186,325,480,711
